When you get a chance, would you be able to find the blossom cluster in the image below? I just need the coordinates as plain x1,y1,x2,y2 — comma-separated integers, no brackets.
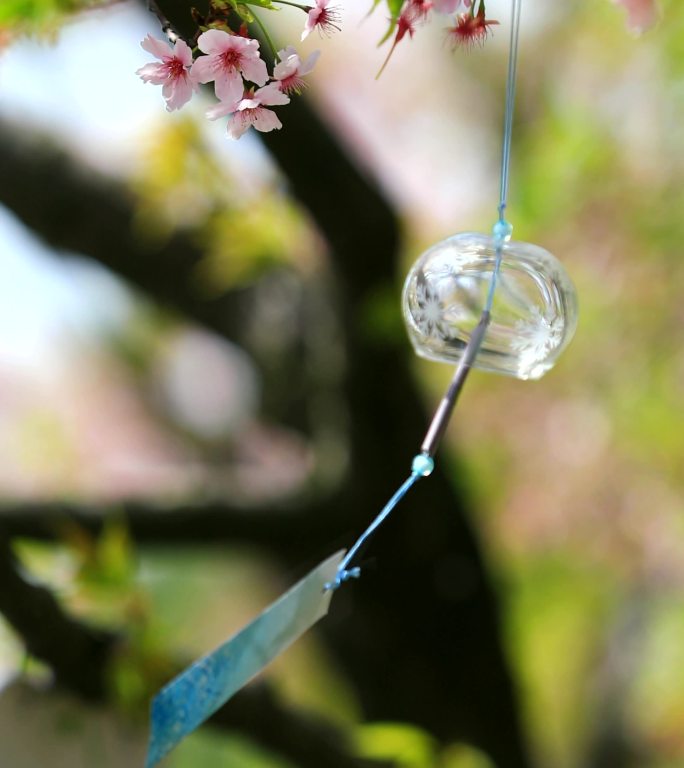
136,0,661,140
136,0,501,138
136,0,333,139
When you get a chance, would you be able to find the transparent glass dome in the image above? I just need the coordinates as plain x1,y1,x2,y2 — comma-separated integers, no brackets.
402,232,578,380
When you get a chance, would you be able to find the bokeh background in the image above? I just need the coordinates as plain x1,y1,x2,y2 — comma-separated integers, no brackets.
0,1,683,767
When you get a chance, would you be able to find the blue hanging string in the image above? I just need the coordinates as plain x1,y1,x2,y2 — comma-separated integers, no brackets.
498,0,523,224
487,0,522,314
327,0,524,592
325,454,434,590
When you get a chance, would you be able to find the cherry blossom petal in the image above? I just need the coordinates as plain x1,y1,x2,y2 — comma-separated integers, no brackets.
240,54,268,86
252,108,282,134
136,62,167,84
162,76,195,111
227,111,254,140
141,34,173,60
301,8,321,41
190,55,216,84
173,39,194,67
206,100,238,120
197,29,233,54
226,106,283,139
237,97,262,111
255,82,290,106
276,45,298,62
240,37,262,56
273,54,299,82
299,49,321,75
215,70,245,103
273,47,319,80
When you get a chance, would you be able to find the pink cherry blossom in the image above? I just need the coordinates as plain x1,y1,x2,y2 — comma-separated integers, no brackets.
206,83,290,140
408,0,434,21
191,30,268,105
136,35,198,111
301,0,341,41
613,0,659,32
273,46,320,94
376,5,420,79
447,6,499,49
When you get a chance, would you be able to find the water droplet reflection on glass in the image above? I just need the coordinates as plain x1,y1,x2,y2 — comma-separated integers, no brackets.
402,233,578,380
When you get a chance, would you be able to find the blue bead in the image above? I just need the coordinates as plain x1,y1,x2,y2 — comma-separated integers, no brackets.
412,453,434,477
492,219,513,243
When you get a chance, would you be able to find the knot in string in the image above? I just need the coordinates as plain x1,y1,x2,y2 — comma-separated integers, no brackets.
324,453,434,592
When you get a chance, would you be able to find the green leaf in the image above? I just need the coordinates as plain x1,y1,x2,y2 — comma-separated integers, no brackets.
236,4,255,22
355,723,436,768
376,0,402,45
243,0,276,10
363,0,383,20
385,0,404,21
377,16,397,46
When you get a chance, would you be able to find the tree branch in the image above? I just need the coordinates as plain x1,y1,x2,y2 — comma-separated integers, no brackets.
146,0,183,42
0,496,345,553
0,120,250,346
0,118,347,444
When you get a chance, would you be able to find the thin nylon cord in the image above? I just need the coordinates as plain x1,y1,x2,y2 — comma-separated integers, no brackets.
486,0,523,315
326,473,422,590
327,0,523,591
498,0,522,222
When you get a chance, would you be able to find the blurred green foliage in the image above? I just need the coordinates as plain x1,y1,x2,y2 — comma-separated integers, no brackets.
171,729,296,768
0,0,114,33
356,722,437,768
133,118,319,290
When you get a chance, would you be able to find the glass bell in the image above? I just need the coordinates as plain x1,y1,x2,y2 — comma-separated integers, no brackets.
402,232,578,380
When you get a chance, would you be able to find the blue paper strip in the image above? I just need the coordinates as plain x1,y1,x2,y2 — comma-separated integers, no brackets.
146,550,344,768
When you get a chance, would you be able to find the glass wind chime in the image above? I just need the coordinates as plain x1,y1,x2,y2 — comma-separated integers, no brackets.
146,1,578,764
